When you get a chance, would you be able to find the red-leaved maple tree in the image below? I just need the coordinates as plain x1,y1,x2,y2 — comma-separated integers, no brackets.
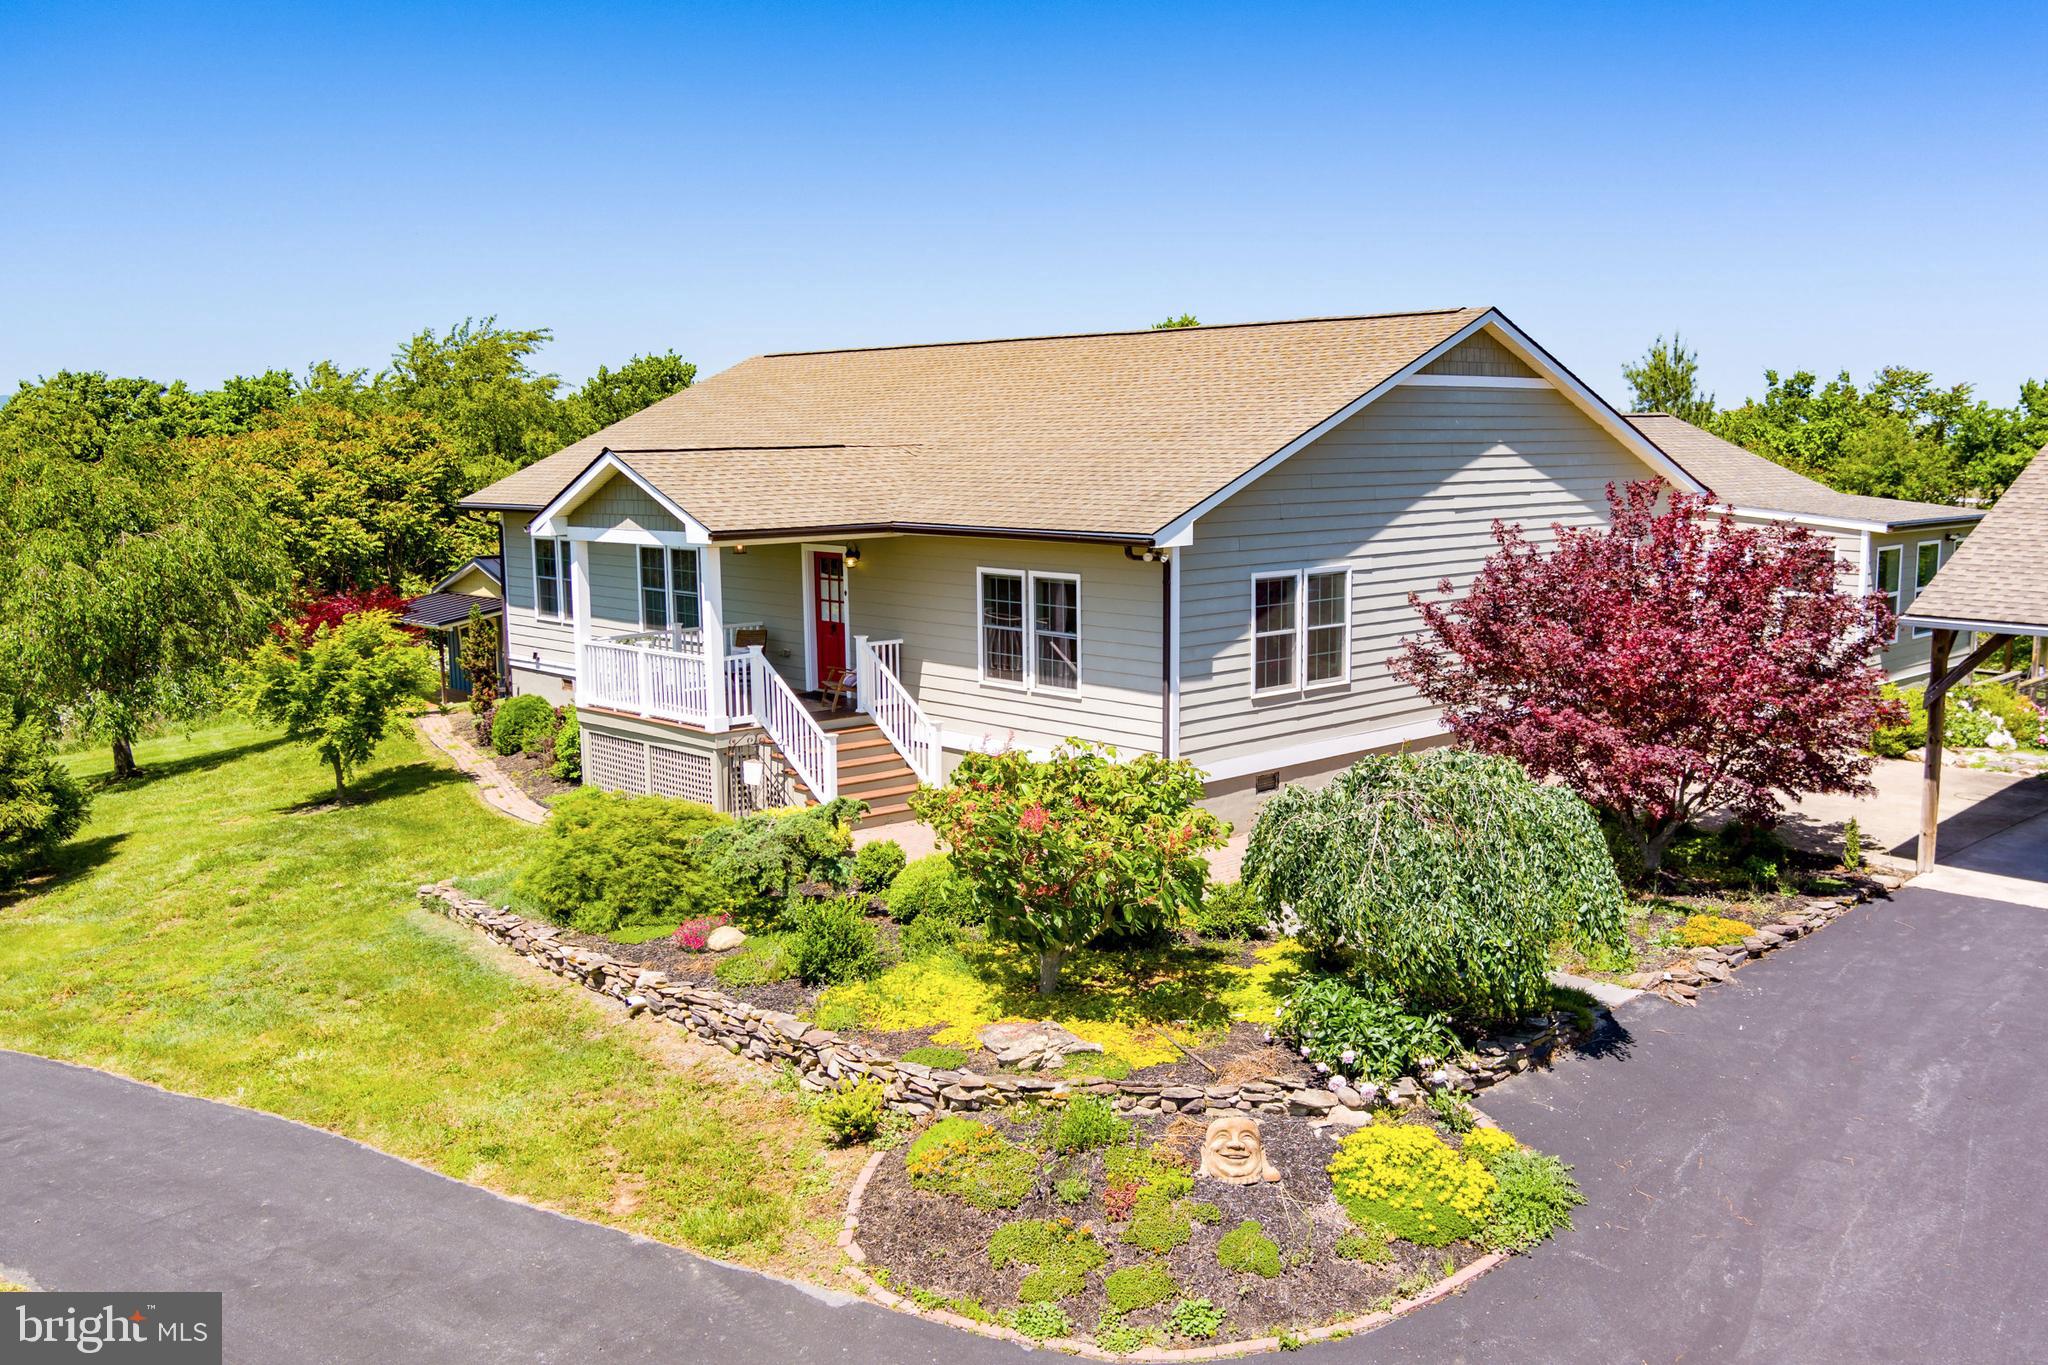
1396,481,1900,874
274,586,418,646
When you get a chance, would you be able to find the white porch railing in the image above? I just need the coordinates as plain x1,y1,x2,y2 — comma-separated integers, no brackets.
856,635,942,786
749,647,836,801
579,632,757,730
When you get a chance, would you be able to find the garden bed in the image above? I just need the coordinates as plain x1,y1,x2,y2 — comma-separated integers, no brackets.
840,1098,1560,1354
488,746,577,804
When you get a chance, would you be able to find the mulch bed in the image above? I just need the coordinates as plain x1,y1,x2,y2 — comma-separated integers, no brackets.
488,749,576,804
1590,869,1887,980
856,1107,1487,1342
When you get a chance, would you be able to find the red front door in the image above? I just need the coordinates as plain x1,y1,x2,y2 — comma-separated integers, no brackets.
813,552,847,681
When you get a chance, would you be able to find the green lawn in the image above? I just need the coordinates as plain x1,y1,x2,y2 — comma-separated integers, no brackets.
0,718,841,1271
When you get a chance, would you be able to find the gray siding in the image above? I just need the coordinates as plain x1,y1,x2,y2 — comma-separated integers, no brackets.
1177,384,1664,772
577,478,676,533
852,536,1165,755
719,543,807,674
1870,524,1974,682
501,518,576,676
1420,332,1537,378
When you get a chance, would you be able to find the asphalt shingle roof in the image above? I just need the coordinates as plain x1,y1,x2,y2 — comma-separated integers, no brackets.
1625,414,1981,530
463,309,1491,538
1905,445,2048,632
402,592,503,629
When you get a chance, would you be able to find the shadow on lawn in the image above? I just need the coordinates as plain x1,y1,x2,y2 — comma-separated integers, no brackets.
0,833,129,911
277,761,467,814
85,735,289,793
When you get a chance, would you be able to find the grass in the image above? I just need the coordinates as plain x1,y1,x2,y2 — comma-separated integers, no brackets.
0,718,842,1272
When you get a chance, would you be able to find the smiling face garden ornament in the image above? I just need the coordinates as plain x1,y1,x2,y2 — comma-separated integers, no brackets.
1200,1114,1282,1184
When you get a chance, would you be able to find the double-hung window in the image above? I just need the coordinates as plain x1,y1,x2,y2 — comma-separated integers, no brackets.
533,536,572,622
1251,567,1351,695
1873,545,1903,643
1910,540,1943,638
638,547,702,632
978,569,1080,692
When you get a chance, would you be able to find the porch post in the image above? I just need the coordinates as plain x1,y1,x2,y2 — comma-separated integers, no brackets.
853,634,870,712
1917,628,1954,874
569,539,592,689
701,546,728,732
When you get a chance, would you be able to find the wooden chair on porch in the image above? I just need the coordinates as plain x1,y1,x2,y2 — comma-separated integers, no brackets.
819,664,858,713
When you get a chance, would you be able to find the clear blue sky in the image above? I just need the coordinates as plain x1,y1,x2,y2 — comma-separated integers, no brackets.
4,1,2043,409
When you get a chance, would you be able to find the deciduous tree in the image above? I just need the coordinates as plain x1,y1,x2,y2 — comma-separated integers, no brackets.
1396,481,1898,874
239,610,435,798
1622,333,1715,425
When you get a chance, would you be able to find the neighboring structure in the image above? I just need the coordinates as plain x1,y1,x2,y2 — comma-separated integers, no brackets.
459,308,1984,817
1901,445,2048,870
1626,415,1983,682
401,556,505,701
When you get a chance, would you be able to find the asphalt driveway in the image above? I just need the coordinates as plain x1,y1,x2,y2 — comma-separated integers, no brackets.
6,881,2045,1363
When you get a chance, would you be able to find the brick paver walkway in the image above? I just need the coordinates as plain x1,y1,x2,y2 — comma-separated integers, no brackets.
414,711,549,824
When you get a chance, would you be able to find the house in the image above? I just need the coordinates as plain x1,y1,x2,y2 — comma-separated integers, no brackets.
459,308,1981,819
400,556,505,702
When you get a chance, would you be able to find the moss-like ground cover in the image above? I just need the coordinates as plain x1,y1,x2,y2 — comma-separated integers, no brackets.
0,719,841,1272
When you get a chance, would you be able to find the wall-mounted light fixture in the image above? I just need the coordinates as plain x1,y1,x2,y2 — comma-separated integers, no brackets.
845,545,862,567
732,543,747,555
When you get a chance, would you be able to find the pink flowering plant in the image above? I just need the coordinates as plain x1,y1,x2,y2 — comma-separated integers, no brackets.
672,913,731,952
909,740,1228,994
1397,480,1901,875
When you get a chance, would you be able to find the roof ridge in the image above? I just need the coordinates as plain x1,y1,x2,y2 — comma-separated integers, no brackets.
760,307,1479,358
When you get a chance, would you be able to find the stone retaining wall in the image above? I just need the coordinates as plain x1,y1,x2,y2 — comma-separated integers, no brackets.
418,877,1883,1120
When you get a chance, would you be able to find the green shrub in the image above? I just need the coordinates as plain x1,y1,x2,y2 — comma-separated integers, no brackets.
1167,1298,1225,1341
851,838,907,892
1477,1150,1585,1251
697,798,862,923
1664,822,1790,890
905,1118,1039,1210
1245,750,1626,1023
490,693,555,756
1054,1175,1091,1205
0,715,91,889
712,934,794,986
1122,1190,1193,1253
1326,1123,1496,1248
786,897,879,986
1192,880,1269,940
815,1079,886,1145
900,913,964,961
1961,682,2044,748
1010,1302,1072,1341
1945,696,1999,748
1103,1263,1178,1312
513,788,729,933
900,1045,969,1069
1216,1220,1281,1278
1842,817,1863,871
549,706,580,781
1039,1095,1132,1154
1428,1088,1477,1134
1334,1228,1391,1264
1276,975,1458,1084
1871,682,1928,757
883,853,980,924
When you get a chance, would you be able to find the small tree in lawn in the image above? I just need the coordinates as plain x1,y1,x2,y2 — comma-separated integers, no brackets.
458,605,502,706
1396,480,1899,876
910,741,1228,994
0,712,92,889
240,610,435,799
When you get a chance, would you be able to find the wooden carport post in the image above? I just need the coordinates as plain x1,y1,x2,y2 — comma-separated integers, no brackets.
1917,629,1954,874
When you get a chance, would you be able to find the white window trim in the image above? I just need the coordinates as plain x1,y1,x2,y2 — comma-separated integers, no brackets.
975,566,1082,694
1872,544,1904,644
1910,539,1944,639
636,546,702,632
1029,569,1082,694
1250,566,1354,697
531,535,572,623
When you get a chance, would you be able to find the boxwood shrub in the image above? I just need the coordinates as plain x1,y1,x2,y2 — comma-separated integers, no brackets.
513,787,729,933
489,693,555,756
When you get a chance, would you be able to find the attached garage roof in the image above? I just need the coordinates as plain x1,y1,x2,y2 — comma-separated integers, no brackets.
1625,414,1983,530
1904,445,2048,633
470,308,1536,540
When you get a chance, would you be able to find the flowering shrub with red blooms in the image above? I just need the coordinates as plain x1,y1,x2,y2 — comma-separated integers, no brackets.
274,586,419,645
909,740,1228,994
1396,480,1901,874
672,913,731,952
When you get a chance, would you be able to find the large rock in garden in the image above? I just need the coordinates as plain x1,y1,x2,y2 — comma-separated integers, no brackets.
976,1020,1103,1071
706,925,747,952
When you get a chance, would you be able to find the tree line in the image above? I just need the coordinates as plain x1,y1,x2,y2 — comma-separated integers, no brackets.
0,320,694,775
1623,333,2047,507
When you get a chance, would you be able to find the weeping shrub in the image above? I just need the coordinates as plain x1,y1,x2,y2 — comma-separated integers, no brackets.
1243,749,1625,1023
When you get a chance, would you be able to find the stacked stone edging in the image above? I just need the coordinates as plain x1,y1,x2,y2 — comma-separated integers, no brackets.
1623,874,1895,1004
419,876,1888,1118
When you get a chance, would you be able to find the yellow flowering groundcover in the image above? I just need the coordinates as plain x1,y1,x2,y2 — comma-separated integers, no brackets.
1675,913,1755,948
1327,1123,1497,1247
